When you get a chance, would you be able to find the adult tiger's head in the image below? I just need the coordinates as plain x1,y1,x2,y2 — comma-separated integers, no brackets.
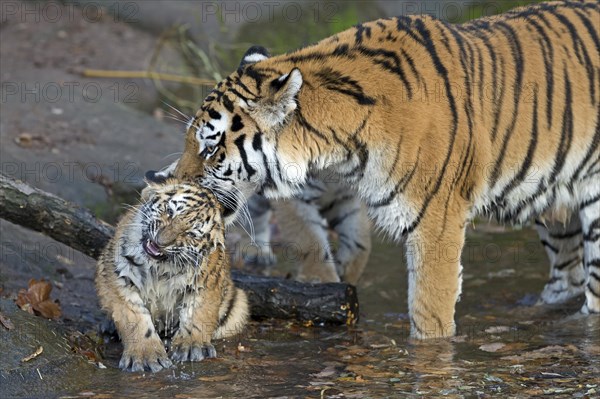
151,46,307,224
134,179,225,264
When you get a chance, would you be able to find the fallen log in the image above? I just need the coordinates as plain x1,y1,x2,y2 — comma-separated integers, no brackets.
0,173,359,325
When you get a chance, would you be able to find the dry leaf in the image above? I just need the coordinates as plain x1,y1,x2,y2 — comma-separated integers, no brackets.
22,346,43,362
0,311,15,330
16,279,61,319
14,133,49,148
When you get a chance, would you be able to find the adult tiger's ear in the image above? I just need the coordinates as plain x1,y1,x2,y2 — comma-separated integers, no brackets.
239,45,270,68
247,68,303,130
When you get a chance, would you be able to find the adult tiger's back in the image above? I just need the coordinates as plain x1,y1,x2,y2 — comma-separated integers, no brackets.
174,1,600,338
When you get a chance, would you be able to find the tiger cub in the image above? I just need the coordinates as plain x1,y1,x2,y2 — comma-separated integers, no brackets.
95,179,248,372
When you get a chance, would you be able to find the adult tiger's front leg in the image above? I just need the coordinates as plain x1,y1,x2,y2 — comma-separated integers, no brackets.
405,196,468,339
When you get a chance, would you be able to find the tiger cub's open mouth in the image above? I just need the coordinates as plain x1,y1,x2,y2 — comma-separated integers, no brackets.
143,238,165,260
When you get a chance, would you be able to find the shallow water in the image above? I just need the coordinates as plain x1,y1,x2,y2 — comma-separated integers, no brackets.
1,1,596,395
66,223,599,398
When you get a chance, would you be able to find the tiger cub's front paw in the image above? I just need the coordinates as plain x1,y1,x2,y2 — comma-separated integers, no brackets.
119,336,172,372
170,337,217,362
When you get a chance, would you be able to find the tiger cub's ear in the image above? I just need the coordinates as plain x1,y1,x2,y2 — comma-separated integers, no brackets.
141,180,166,201
247,68,303,130
140,185,156,202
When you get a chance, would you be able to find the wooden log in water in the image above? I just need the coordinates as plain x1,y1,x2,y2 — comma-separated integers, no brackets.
0,173,359,325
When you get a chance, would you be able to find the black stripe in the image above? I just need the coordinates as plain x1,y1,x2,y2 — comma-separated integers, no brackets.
341,136,369,180
384,137,403,184
283,51,328,64
404,19,459,235
473,40,485,110
572,8,600,56
234,77,259,98
355,23,371,44
218,289,237,327
243,67,268,89
583,219,600,241
573,106,600,180
399,49,423,86
233,134,256,178
475,32,500,135
329,209,361,230
580,193,600,210
370,150,420,208
460,144,476,200
540,239,559,254
356,45,412,99
315,68,376,105
447,27,474,200
222,96,234,113
572,8,600,104
396,16,425,46
554,256,581,271
435,20,453,54
496,86,539,200
587,282,600,298
524,16,555,129
490,22,524,184
332,44,350,56
253,132,276,191
543,5,596,103
207,109,221,120
549,64,574,184
295,106,331,145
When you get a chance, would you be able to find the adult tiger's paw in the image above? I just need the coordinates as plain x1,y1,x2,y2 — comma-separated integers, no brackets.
119,342,172,372
170,342,217,362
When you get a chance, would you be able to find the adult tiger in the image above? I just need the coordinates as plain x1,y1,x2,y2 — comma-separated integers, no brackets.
167,0,599,338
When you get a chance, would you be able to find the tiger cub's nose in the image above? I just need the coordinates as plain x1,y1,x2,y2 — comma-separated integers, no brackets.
156,227,178,247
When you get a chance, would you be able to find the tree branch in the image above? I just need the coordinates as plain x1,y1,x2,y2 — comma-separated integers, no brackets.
0,173,359,325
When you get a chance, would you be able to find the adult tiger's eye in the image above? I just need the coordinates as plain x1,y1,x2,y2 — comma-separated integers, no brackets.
200,144,214,158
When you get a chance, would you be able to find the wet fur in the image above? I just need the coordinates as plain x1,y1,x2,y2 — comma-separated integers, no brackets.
95,181,248,372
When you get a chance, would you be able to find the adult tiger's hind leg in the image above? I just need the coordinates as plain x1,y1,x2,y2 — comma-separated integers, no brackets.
319,188,371,284
579,197,600,314
535,217,586,305
273,199,340,283
244,194,276,266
